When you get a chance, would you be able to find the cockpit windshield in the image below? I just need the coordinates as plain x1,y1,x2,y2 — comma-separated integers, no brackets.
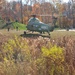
28,17,41,23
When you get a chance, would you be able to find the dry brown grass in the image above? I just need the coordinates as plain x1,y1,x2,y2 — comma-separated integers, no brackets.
0,30,75,75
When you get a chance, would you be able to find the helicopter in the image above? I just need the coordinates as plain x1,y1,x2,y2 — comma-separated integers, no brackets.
24,15,54,35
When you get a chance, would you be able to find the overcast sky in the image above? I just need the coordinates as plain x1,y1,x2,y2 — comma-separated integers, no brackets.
7,0,69,3
63,0,69,2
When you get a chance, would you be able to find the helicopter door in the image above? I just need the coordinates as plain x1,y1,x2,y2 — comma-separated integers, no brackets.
31,25,33,27
30,25,35,30
41,26,48,30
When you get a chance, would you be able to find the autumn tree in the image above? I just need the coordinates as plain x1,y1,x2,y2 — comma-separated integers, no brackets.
0,0,6,19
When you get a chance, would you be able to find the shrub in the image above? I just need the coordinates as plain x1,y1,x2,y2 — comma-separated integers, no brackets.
0,36,75,75
36,45,65,75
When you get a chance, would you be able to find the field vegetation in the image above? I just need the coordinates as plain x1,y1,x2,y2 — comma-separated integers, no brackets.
1,22,26,30
0,0,75,74
0,30,75,75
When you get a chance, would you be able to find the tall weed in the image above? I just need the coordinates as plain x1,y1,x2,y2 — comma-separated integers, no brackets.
0,36,75,75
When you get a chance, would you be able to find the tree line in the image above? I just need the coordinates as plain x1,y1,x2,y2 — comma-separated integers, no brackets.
0,0,75,28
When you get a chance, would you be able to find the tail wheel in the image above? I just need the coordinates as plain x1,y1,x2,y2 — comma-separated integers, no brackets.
47,31,50,36
48,32,50,35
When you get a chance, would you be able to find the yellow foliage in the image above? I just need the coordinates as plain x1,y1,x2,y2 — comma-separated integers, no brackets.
42,45,64,60
41,45,65,75
2,35,31,62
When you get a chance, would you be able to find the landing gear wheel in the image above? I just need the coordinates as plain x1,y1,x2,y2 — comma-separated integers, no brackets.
47,31,50,36
40,31,42,34
48,33,50,35
47,31,51,38
24,31,26,35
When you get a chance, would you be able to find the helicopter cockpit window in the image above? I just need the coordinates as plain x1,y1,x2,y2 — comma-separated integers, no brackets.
28,17,40,23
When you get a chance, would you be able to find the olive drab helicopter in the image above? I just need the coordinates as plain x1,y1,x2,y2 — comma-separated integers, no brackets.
24,15,54,35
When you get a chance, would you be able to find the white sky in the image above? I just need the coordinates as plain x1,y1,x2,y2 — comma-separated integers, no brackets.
7,0,69,3
63,0,69,3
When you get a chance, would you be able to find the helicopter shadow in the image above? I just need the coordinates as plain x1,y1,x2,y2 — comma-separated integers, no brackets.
20,33,50,38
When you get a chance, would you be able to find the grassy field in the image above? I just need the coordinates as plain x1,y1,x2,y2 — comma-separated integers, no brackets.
51,30,75,38
0,29,75,38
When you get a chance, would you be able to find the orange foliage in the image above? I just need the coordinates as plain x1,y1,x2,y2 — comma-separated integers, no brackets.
15,3,21,12
32,3,40,14
23,16,29,24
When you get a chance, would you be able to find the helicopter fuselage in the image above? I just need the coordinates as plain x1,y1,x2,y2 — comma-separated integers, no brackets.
26,17,54,35
27,22,53,32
